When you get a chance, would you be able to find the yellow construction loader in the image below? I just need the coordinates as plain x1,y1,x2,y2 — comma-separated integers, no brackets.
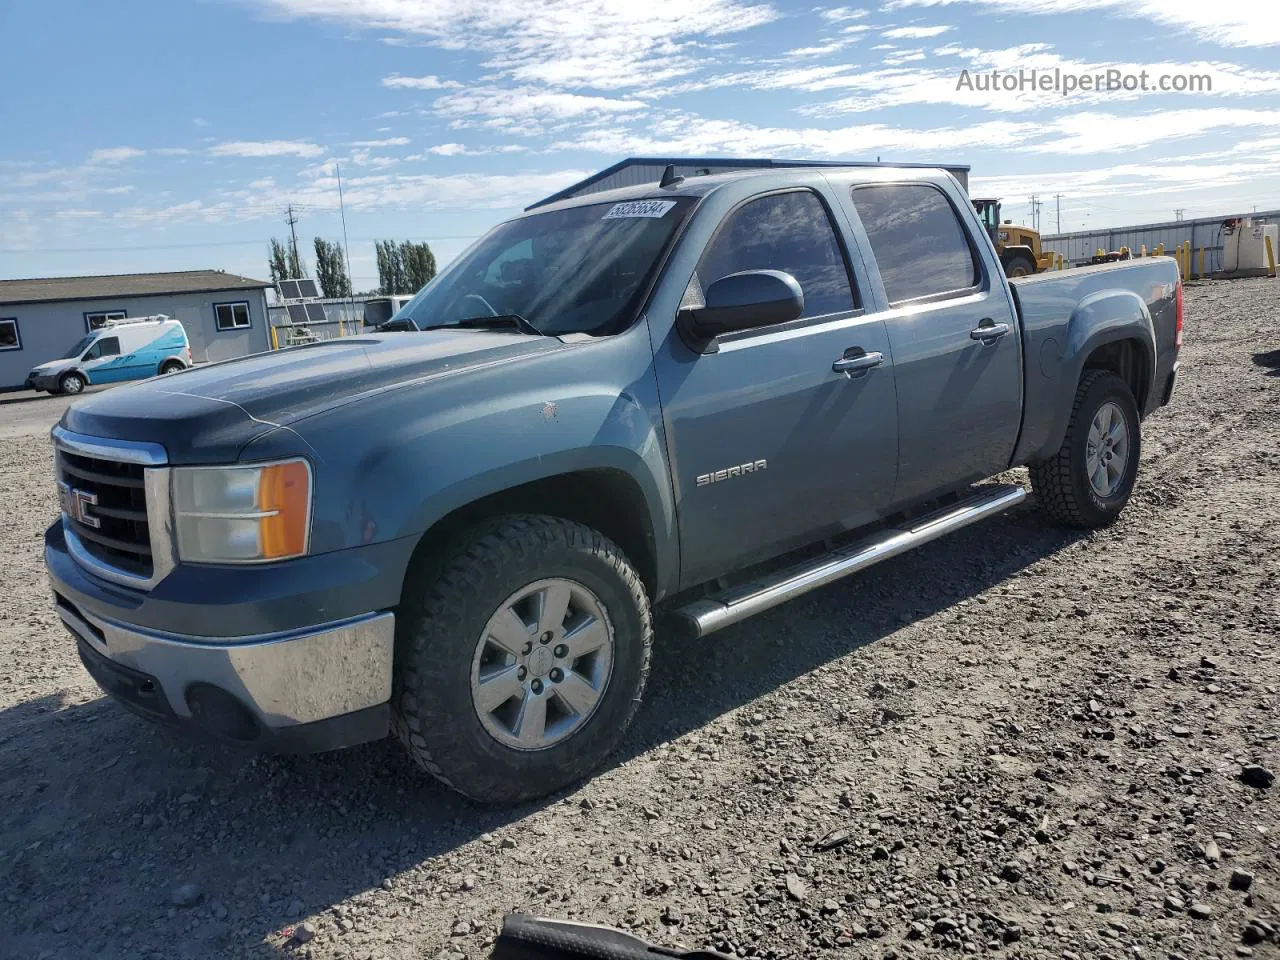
972,198,1052,276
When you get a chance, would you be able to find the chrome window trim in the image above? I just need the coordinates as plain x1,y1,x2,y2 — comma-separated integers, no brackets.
52,427,176,591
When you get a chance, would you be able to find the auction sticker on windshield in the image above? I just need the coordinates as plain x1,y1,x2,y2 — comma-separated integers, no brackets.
602,200,678,219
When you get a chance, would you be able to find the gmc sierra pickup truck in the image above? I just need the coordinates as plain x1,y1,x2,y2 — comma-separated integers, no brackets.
45,165,1181,804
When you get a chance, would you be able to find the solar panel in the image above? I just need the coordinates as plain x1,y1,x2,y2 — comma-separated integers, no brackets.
287,304,309,323
295,278,321,299
304,302,328,323
278,279,302,300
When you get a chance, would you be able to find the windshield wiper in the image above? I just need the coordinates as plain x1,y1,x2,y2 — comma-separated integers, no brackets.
423,314,543,336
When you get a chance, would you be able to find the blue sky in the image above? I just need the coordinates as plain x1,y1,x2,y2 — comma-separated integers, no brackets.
3,0,1279,288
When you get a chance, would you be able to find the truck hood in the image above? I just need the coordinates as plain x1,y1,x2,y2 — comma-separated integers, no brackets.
61,331,565,463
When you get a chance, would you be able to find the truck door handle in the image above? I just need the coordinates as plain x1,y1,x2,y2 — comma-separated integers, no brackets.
832,351,884,376
969,320,1010,343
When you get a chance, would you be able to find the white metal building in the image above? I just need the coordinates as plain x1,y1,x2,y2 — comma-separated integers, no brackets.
0,270,272,390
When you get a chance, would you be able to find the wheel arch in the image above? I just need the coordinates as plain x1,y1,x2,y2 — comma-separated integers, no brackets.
402,464,666,604
1029,289,1156,462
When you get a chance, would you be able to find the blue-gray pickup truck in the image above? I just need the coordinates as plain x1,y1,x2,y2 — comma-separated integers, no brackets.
45,165,1182,803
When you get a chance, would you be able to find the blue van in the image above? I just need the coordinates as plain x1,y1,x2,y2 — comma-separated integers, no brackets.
27,315,191,395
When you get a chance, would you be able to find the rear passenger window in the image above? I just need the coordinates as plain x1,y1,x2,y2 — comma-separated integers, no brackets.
850,184,980,305
695,190,858,321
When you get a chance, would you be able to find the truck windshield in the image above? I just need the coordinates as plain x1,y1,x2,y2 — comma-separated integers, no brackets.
62,335,95,359
397,198,695,337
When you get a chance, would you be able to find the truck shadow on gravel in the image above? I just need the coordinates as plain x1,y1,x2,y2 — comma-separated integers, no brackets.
1252,348,1280,376
0,501,1088,959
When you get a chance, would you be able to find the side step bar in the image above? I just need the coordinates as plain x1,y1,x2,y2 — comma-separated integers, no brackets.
672,484,1027,638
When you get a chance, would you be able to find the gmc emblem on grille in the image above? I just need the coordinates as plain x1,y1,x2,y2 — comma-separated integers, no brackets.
58,481,101,529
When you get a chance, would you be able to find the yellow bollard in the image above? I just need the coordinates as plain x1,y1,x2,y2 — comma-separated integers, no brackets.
271,326,279,350
1155,242,1165,256
1140,245,1147,257
1266,235,1277,278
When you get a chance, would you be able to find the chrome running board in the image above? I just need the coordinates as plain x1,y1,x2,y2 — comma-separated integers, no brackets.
672,484,1026,638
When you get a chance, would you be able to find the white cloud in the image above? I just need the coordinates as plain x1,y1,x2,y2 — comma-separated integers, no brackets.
89,147,145,163
350,136,411,147
881,24,951,38
433,87,647,128
110,169,598,226
736,45,1280,115
1030,108,1280,153
208,140,326,158
550,111,1038,156
381,74,461,90
884,0,1280,47
250,0,778,91
818,6,868,21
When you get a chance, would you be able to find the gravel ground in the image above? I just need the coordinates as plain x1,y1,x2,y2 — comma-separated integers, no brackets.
1,278,1277,960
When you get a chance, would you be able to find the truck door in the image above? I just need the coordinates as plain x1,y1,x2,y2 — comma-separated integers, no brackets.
847,182,1022,504
652,187,900,588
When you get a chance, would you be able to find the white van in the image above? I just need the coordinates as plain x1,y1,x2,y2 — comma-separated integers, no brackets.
362,295,415,330
26,315,191,395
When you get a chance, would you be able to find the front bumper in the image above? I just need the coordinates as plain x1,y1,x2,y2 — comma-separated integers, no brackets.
45,521,408,753
28,373,58,391
56,592,394,751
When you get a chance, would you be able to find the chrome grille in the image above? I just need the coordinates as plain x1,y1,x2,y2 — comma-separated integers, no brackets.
58,451,152,576
52,427,174,591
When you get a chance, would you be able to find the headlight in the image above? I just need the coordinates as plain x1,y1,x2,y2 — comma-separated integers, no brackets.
172,459,312,563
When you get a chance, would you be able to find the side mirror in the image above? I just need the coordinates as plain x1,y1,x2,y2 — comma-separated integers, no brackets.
682,270,804,340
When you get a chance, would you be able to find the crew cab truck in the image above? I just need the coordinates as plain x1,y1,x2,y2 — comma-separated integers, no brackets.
45,166,1181,804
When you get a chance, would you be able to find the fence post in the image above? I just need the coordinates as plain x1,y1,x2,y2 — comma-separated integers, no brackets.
1198,247,1205,279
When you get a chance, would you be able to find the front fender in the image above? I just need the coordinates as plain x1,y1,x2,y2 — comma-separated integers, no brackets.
1036,288,1156,460
242,325,679,597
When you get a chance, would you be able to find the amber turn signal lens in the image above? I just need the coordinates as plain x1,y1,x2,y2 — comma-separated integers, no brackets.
258,460,311,559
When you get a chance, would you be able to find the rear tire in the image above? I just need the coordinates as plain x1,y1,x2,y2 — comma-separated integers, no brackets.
159,360,184,375
1030,371,1141,528
59,372,86,395
392,515,653,805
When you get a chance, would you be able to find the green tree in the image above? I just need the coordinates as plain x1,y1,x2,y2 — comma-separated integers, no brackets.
269,236,308,282
401,240,437,292
267,238,290,284
313,237,351,299
375,240,403,295
375,239,436,295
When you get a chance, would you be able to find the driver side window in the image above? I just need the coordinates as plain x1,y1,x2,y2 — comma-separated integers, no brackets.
695,190,859,321
84,336,120,360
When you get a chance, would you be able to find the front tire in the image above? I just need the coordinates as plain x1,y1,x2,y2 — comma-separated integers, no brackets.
59,372,86,396
1030,370,1141,528
392,515,653,805
1004,253,1037,277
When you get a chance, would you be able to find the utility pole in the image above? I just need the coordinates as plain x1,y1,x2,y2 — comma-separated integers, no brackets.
1054,194,1062,234
1029,195,1043,232
336,163,356,325
1174,208,1185,222
284,204,302,275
